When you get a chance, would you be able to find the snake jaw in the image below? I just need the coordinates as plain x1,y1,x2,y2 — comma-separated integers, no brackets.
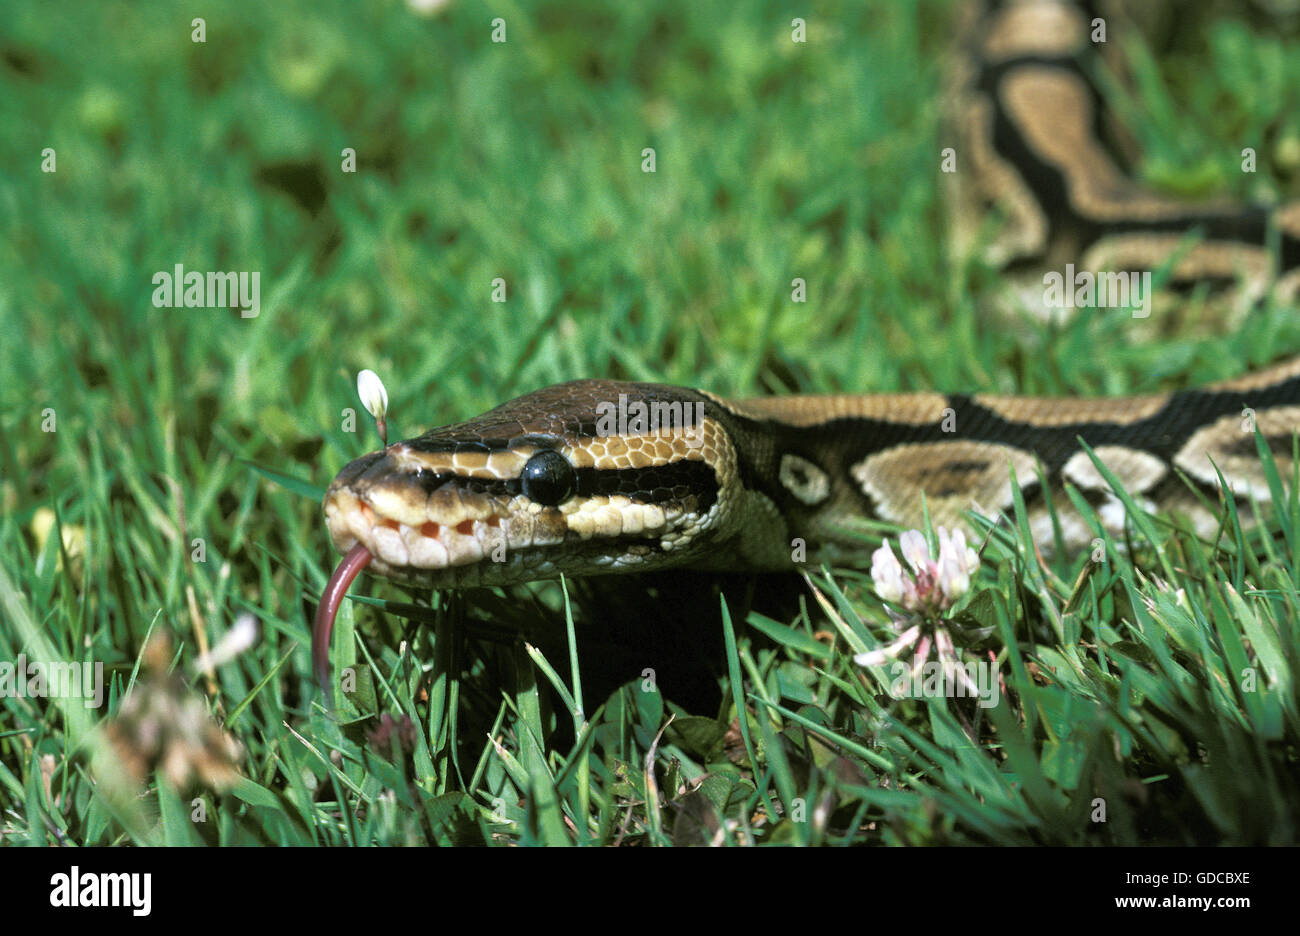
322,394,736,588
323,476,692,589
324,478,561,586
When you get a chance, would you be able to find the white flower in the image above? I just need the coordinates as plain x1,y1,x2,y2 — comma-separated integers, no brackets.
356,369,390,444
870,542,907,604
869,526,982,614
938,555,965,601
859,527,988,683
899,529,929,574
406,0,451,14
934,627,980,696
193,613,260,673
356,369,388,421
853,624,922,667
936,527,978,602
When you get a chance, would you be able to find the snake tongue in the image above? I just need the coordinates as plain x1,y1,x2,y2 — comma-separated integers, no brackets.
312,542,372,699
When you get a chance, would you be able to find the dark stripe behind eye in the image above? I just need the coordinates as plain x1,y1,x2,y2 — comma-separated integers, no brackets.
574,459,717,510
410,458,717,509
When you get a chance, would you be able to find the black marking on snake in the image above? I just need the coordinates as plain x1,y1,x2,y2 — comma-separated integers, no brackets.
396,458,718,510
574,461,718,511
713,376,1300,514
976,57,1291,265
937,460,992,474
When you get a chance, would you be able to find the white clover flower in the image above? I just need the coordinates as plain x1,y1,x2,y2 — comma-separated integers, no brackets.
940,526,966,562
356,369,390,444
937,555,967,602
933,627,980,697
936,527,979,602
859,526,989,683
853,624,921,667
899,529,929,574
870,526,981,614
870,542,907,604
406,0,451,15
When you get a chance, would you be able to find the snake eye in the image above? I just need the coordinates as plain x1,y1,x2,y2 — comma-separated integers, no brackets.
521,449,575,506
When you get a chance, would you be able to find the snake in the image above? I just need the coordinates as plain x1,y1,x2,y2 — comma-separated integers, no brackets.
948,0,1300,318
312,0,1300,688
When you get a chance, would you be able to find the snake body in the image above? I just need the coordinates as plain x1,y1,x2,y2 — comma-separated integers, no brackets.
324,362,1300,591
949,0,1300,316
314,0,1300,684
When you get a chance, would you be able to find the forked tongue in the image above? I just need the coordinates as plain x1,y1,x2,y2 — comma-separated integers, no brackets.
312,542,372,701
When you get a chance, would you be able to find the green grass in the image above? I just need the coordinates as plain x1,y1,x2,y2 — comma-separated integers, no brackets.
1,0,1299,845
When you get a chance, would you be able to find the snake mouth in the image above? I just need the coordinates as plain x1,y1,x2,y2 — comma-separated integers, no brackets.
316,493,531,698
315,449,679,695
323,443,699,583
321,447,569,581
314,426,726,692
314,448,552,696
325,485,539,574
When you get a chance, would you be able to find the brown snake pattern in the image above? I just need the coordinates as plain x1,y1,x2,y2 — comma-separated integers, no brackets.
313,0,1300,688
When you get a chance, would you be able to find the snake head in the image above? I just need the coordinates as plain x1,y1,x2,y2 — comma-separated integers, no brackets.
321,380,741,590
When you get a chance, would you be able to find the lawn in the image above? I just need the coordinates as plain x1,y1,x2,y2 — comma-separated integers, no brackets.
2,0,1299,845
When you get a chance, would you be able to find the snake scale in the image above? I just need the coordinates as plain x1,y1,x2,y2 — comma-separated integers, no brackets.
313,0,1300,687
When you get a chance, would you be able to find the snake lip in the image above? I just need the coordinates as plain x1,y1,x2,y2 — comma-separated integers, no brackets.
325,486,517,573
324,449,537,578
